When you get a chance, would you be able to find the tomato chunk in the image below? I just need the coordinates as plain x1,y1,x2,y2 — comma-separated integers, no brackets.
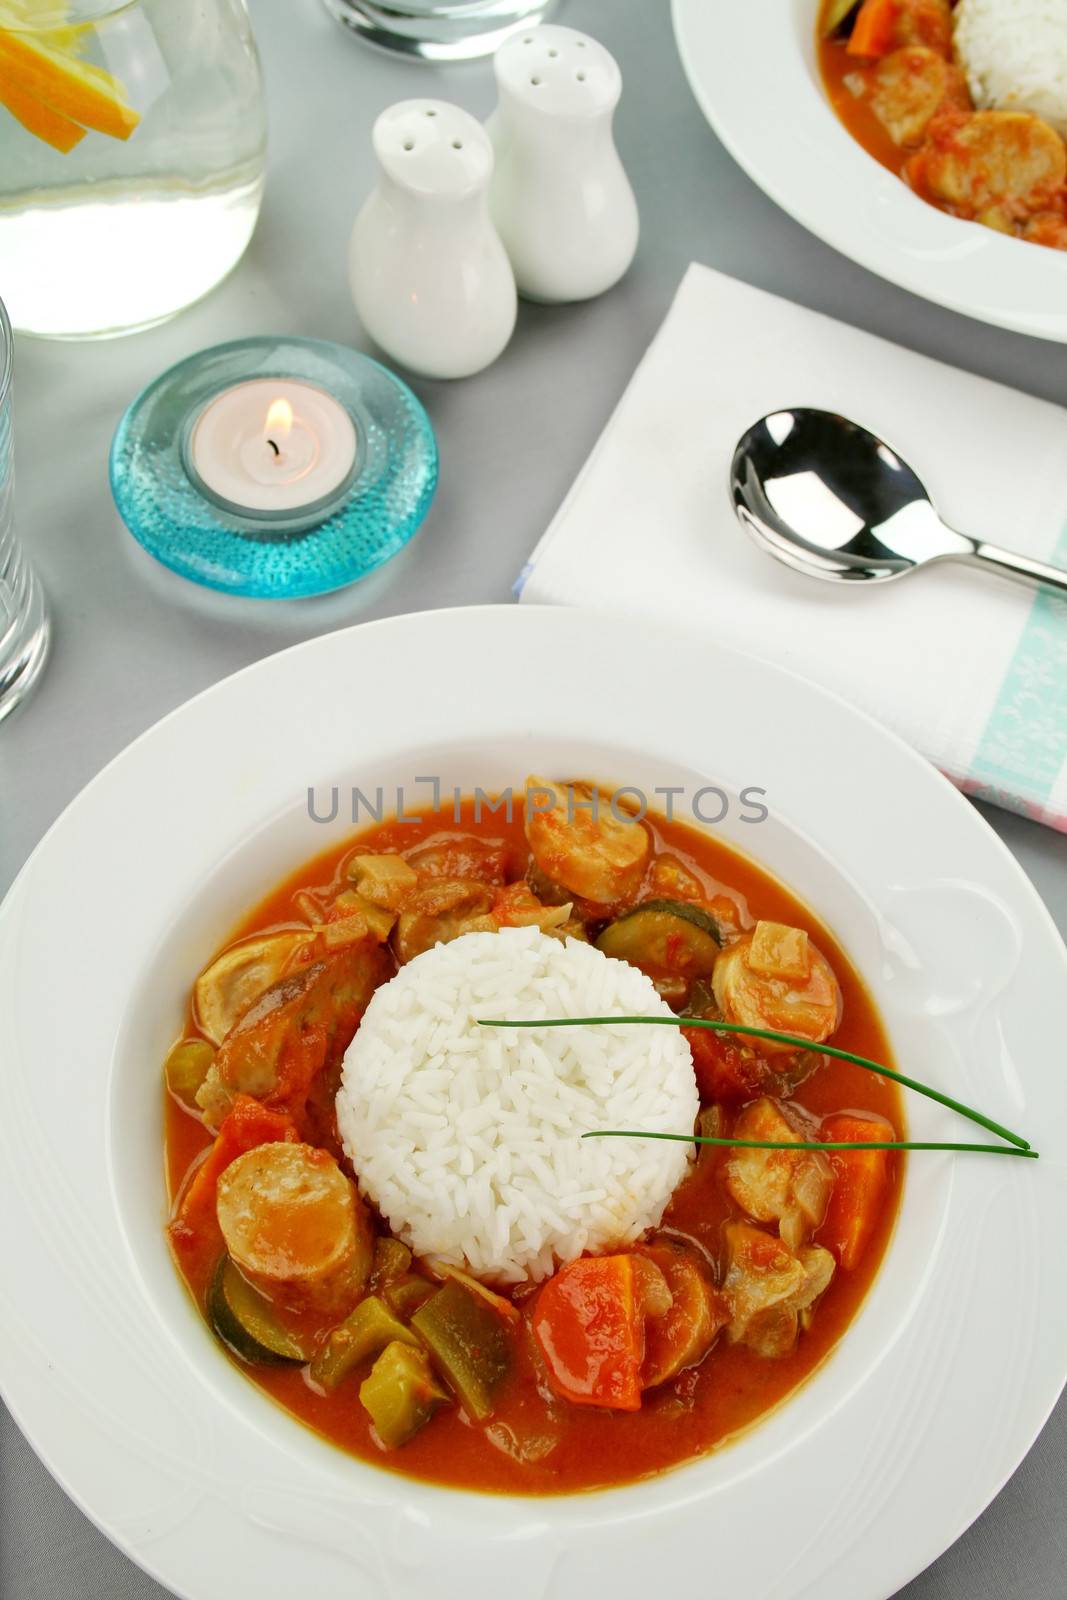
532,1256,644,1411
684,1024,766,1103
818,1113,895,1269
171,1093,299,1237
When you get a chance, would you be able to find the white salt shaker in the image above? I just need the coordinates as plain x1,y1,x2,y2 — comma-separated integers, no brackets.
487,25,639,303
349,101,517,381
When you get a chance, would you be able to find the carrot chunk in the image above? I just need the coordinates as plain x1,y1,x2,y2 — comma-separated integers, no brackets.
848,0,902,56
171,1093,298,1236
532,1256,644,1411
848,0,951,56
818,1113,895,1269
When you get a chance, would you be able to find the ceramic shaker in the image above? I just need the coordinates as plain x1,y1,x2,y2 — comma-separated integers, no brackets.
349,101,517,380
487,25,639,303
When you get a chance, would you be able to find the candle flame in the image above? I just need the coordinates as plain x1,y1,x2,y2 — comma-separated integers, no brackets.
265,397,294,443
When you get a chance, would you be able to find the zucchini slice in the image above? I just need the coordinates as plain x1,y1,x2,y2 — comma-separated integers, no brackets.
821,0,859,35
164,1038,216,1110
371,1236,413,1286
595,899,723,981
360,1342,451,1449
384,1275,438,1320
309,1294,419,1392
411,1278,512,1421
208,1256,313,1366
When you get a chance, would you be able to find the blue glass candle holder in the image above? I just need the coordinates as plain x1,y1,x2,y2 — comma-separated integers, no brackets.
110,337,438,599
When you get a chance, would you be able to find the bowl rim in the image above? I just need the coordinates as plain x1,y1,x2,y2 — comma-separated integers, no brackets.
0,294,12,413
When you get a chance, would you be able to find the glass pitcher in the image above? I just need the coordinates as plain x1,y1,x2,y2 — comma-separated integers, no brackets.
0,0,267,339
0,293,50,722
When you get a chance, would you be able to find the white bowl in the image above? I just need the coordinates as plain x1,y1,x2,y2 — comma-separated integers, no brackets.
1,606,1065,1600
672,0,1067,341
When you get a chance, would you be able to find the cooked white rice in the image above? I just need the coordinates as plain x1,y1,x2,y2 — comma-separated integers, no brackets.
337,926,699,1284
954,0,1067,138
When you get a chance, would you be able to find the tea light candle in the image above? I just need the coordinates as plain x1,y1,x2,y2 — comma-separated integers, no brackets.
186,377,358,519
111,334,437,599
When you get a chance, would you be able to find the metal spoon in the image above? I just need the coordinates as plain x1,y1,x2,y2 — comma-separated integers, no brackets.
730,408,1067,597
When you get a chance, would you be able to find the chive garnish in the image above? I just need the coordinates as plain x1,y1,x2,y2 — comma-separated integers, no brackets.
582,1131,1038,1159
477,1015,1031,1152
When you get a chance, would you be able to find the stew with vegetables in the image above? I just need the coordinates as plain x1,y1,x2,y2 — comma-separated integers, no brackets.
166,784,902,1493
819,0,1067,251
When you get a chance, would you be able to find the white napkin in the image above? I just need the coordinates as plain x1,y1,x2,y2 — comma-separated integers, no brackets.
519,264,1067,831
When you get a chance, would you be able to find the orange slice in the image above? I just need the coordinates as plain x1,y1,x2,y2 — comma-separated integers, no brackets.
0,67,85,151
0,7,90,54
0,1,83,28
0,25,139,140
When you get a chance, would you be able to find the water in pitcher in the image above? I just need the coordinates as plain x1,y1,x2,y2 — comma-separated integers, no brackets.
0,0,267,339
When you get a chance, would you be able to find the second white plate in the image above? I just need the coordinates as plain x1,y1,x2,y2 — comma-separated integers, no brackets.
672,0,1067,341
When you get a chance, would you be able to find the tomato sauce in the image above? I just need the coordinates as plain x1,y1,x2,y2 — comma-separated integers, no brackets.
818,7,1067,249
820,33,905,176
165,798,903,1494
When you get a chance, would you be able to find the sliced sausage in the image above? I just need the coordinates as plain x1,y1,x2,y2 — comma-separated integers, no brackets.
216,1141,372,1314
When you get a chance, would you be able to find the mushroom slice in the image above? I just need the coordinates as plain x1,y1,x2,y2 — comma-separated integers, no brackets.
722,1222,836,1358
194,930,318,1046
392,879,497,964
723,1097,833,1250
638,1240,724,1388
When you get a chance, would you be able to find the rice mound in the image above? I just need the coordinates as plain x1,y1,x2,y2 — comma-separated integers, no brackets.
337,926,699,1284
954,0,1067,137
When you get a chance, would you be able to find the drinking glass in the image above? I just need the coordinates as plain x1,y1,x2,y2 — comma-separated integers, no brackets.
321,0,558,61
0,0,267,340
0,295,50,724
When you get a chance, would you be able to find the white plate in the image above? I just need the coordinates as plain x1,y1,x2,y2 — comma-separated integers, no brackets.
2,605,1066,1600
672,0,1067,342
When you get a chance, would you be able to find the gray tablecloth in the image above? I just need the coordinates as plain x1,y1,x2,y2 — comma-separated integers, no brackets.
2,1,1066,1594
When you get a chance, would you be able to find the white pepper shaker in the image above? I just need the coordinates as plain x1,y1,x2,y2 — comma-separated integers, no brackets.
487,25,639,303
349,100,517,381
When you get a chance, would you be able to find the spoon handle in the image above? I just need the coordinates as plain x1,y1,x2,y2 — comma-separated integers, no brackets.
961,541,1067,599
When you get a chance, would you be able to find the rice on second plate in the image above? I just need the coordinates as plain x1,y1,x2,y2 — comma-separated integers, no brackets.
337,926,699,1283
954,0,1067,137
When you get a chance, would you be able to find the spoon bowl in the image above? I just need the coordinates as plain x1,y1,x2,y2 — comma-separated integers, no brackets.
730,408,1067,597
